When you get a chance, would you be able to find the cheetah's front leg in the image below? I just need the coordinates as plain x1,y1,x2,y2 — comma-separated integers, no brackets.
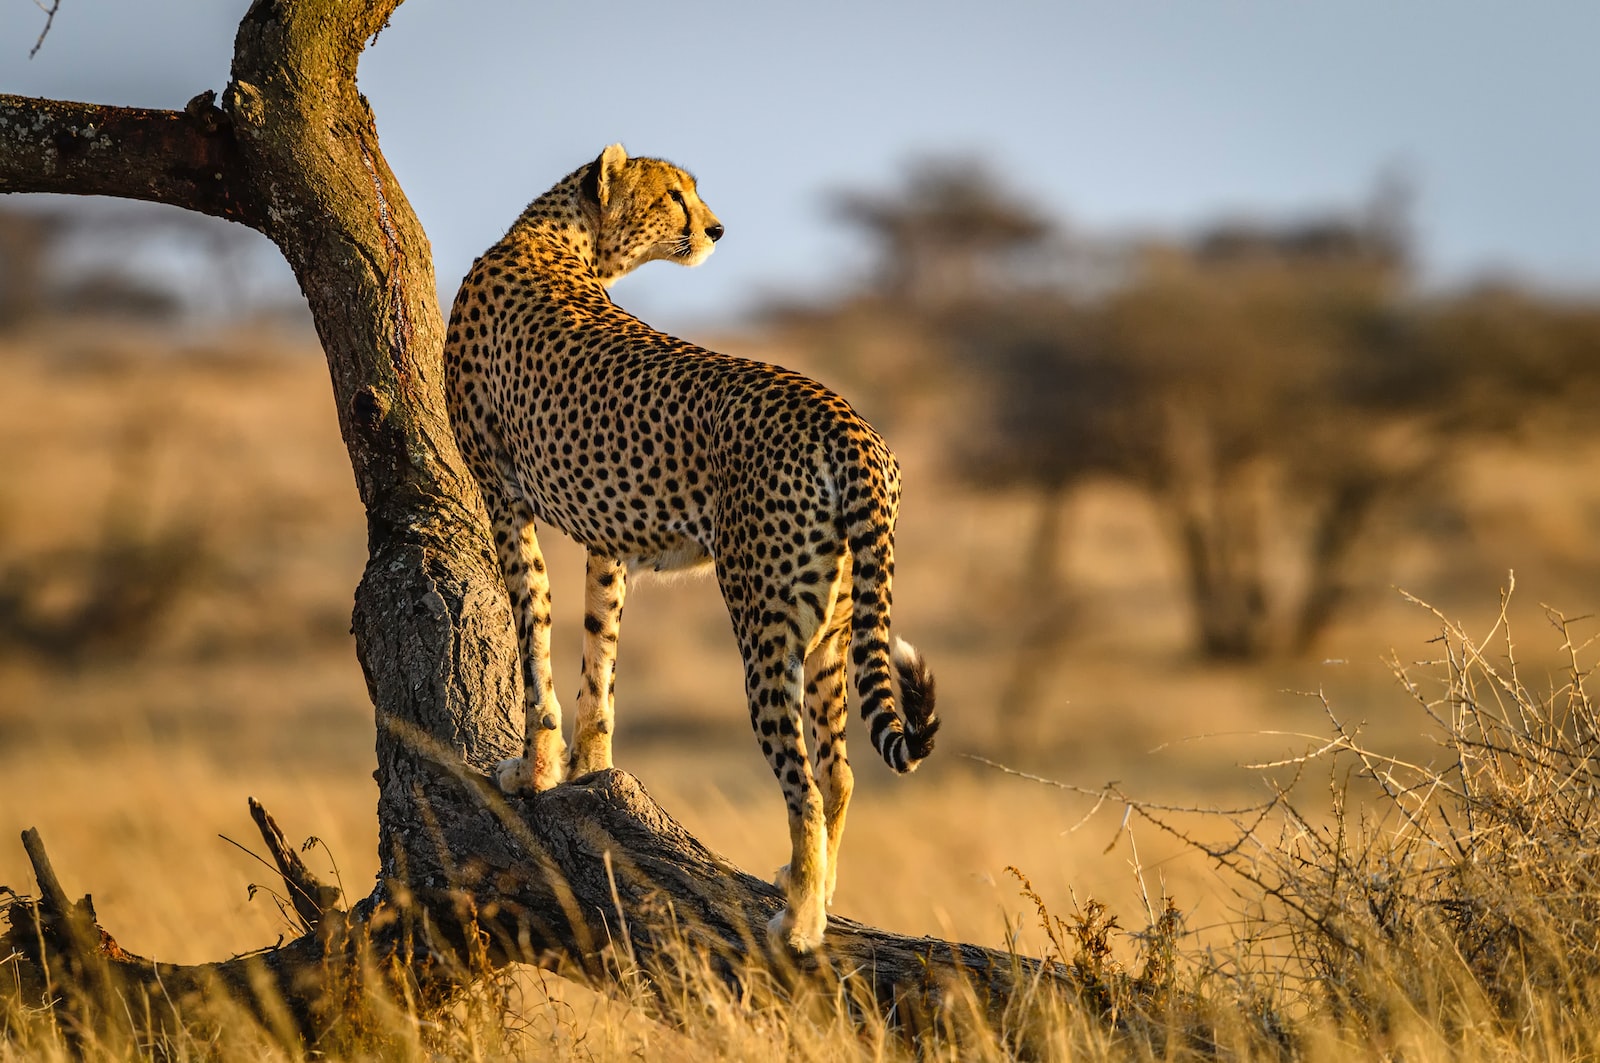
485,489,566,794
569,552,626,778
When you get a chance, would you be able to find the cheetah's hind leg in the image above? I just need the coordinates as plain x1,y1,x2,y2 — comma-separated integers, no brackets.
804,570,854,908
736,604,830,955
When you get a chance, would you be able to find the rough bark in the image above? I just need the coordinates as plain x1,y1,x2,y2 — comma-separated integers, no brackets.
0,0,1066,1048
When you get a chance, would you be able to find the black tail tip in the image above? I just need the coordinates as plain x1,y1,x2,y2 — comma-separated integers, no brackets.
892,638,939,762
906,715,940,762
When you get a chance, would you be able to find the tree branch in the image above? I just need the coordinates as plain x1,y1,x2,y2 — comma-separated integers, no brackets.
0,92,254,224
247,798,344,933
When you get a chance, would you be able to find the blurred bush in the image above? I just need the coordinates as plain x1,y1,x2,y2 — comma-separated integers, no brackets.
0,419,208,663
793,158,1600,667
0,207,63,329
0,200,301,329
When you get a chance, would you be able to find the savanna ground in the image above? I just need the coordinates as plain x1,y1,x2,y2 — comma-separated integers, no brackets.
3,315,1600,1058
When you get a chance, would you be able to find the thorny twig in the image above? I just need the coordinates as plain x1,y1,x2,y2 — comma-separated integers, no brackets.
977,580,1600,1028
29,0,61,59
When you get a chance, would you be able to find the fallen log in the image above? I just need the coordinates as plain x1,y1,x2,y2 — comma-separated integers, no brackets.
2,767,1069,1050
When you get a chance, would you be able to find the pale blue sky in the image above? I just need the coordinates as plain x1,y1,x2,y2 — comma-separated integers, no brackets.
3,2,1597,328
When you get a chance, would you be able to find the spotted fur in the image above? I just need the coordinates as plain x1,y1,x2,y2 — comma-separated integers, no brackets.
443,144,940,953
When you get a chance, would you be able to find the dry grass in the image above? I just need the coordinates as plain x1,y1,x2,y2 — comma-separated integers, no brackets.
4,324,1600,1058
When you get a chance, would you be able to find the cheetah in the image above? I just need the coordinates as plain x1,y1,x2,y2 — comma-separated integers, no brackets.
443,144,939,953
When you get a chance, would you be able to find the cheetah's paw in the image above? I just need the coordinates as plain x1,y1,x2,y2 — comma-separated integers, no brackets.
766,905,826,955
494,756,561,795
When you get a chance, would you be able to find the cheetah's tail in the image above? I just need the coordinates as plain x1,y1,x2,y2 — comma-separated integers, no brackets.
847,550,940,773
840,447,939,774
888,637,940,768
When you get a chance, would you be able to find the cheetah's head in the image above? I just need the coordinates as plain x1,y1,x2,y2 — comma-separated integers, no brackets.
582,143,724,286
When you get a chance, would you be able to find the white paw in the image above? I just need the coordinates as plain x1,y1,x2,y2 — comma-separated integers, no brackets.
495,756,535,794
495,756,561,794
766,905,826,954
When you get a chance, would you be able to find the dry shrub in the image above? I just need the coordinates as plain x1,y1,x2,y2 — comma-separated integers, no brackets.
1058,576,1600,1057
970,579,1600,1058
1278,580,1600,1050
1260,585,1600,1043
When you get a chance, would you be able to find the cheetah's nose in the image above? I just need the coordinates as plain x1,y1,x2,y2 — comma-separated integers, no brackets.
705,223,725,243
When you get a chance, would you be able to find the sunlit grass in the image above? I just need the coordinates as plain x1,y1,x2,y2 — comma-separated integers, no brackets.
8,585,1600,1060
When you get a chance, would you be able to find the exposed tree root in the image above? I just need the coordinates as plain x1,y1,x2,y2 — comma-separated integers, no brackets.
2,772,1068,1050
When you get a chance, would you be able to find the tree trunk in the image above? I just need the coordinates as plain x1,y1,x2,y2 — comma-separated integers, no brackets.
0,0,1064,1048
1289,474,1380,655
1156,407,1271,661
997,481,1075,754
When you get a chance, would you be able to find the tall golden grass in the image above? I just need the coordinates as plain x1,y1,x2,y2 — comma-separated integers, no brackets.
8,582,1600,1059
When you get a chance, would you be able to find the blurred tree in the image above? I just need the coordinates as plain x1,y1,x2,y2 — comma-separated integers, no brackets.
930,178,1432,661
1415,283,1600,437
939,296,1153,725
940,250,1431,670
830,156,1057,307
832,161,1451,677
0,206,63,329
0,419,206,663
55,201,280,319
1093,227,1426,658
0,200,288,329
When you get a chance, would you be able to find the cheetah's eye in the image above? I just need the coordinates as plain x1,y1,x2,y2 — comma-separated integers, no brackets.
667,189,687,208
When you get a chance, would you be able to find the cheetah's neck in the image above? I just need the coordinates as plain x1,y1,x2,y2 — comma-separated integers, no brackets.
505,176,609,291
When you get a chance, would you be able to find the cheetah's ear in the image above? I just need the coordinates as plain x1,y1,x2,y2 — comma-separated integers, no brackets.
581,143,629,208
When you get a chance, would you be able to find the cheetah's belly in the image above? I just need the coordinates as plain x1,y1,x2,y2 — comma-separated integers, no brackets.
549,503,713,573
623,535,714,575
519,466,715,573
